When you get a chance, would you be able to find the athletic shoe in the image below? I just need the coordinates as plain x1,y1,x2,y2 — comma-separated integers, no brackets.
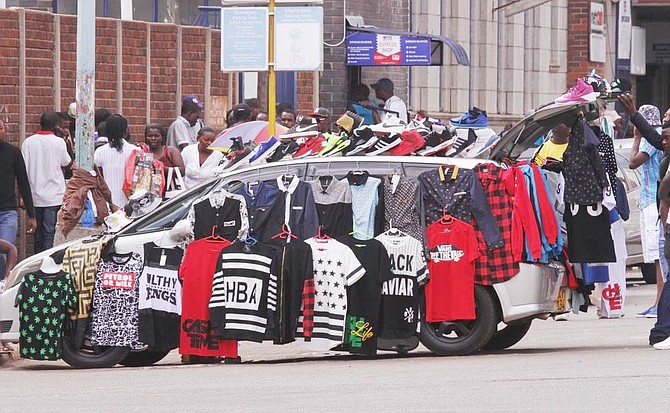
335,111,365,135
266,140,299,162
553,313,569,321
319,133,350,157
293,135,326,159
229,136,244,152
369,114,407,134
281,116,320,139
646,307,658,318
249,136,281,165
345,127,378,156
225,147,254,171
554,78,600,103
389,130,425,156
418,131,453,156
653,335,670,350
636,307,653,318
447,128,478,156
365,133,402,155
450,107,489,128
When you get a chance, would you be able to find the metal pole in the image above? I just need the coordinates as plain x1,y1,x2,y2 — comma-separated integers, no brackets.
75,1,95,170
268,0,276,137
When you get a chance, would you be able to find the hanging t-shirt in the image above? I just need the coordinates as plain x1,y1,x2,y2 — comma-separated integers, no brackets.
179,238,238,357
564,202,616,263
425,218,480,322
300,237,366,351
18,271,76,360
209,242,279,342
375,233,428,340
138,243,184,350
90,252,144,347
344,171,383,237
337,235,393,355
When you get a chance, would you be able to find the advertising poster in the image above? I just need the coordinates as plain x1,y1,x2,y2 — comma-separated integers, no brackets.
346,31,432,66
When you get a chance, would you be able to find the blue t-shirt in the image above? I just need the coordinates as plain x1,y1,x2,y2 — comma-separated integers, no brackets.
640,135,662,209
352,103,375,125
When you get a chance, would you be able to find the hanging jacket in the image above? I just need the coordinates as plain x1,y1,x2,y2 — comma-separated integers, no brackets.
562,118,608,205
502,166,542,262
58,166,113,237
258,175,319,241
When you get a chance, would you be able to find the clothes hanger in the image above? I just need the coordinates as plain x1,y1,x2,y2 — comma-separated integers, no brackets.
242,235,259,245
382,219,407,238
314,225,331,243
271,223,298,240
349,226,372,240
205,225,228,243
439,206,454,224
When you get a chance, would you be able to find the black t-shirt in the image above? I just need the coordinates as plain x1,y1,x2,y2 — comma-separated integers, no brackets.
138,243,184,350
337,235,393,355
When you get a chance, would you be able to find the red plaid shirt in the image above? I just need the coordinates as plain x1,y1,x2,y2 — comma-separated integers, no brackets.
301,278,315,340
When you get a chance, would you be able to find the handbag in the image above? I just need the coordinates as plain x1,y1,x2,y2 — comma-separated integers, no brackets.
164,167,186,199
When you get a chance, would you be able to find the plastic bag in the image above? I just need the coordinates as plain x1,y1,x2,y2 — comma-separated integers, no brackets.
80,198,95,228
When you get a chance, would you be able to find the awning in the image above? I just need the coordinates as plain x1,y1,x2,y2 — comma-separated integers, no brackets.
345,25,470,67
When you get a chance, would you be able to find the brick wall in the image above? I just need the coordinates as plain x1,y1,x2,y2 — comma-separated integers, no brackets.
566,0,604,87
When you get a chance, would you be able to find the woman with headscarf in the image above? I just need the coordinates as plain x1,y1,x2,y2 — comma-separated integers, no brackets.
94,114,139,207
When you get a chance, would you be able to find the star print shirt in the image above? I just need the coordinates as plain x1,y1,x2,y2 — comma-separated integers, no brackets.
300,238,366,351
18,271,76,361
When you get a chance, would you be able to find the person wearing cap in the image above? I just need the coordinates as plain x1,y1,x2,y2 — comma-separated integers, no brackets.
630,105,665,318
308,107,331,133
166,95,204,151
231,103,252,127
371,77,408,123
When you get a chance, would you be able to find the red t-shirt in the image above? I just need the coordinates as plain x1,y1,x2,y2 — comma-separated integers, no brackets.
179,238,238,357
425,218,480,322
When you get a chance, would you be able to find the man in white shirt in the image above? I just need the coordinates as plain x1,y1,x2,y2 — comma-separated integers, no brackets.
21,111,72,252
166,96,204,151
371,78,408,123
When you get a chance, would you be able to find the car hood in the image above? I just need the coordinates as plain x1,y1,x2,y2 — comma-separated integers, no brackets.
488,100,602,161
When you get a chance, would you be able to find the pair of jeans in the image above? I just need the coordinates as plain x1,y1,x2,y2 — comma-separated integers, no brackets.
34,206,59,254
650,224,670,344
0,209,18,280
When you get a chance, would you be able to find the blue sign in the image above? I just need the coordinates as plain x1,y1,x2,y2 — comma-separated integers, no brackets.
346,31,432,66
221,7,269,72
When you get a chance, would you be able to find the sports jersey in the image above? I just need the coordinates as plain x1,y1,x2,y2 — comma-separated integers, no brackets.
138,243,184,350
18,271,76,360
375,233,428,340
425,218,480,322
209,242,279,342
337,235,393,355
179,238,238,358
90,252,144,347
300,237,366,351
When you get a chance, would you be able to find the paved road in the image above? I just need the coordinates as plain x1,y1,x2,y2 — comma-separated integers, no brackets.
2,281,668,412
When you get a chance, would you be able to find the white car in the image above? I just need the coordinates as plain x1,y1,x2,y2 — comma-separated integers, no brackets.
0,101,599,368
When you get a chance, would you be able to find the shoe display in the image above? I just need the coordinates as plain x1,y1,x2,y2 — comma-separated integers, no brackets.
266,140,299,162
389,130,425,156
646,307,658,318
554,78,600,104
335,111,365,135
225,143,255,171
369,114,408,135
293,135,326,159
345,127,378,156
450,107,489,128
653,335,670,350
319,133,350,157
248,136,281,165
418,131,453,156
365,133,402,155
281,116,320,140
447,128,478,156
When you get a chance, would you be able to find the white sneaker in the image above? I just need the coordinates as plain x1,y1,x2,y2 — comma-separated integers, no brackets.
653,336,670,350
553,313,569,321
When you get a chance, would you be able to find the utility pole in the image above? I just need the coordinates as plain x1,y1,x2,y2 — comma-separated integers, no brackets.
268,0,276,137
75,1,96,170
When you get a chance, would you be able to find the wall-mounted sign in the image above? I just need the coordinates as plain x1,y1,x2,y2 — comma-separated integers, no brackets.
221,7,268,72
589,2,606,63
346,31,432,66
208,96,229,130
274,7,323,71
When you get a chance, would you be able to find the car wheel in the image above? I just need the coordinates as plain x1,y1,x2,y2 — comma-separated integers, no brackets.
481,319,533,351
641,263,657,284
119,348,171,367
420,285,497,356
60,321,130,369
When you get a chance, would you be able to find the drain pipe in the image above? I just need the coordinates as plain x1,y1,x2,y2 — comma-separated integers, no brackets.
468,0,474,108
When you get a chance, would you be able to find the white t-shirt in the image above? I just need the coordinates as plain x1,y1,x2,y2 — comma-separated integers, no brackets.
94,140,138,207
384,95,408,123
181,144,224,189
21,132,71,207
166,116,194,149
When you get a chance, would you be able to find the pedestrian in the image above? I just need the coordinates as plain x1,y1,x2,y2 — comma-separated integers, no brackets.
94,114,138,208
371,77,408,123
245,98,265,121
533,123,570,165
0,238,17,280
349,83,380,125
21,111,72,253
181,127,224,189
166,96,203,151
183,95,206,141
629,105,664,318
230,103,252,127
280,109,296,128
0,118,36,279
308,107,331,133
143,123,185,194
56,111,76,179
256,111,269,122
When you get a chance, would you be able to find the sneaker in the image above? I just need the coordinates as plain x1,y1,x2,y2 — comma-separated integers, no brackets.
345,127,378,156
266,140,299,162
293,135,326,159
249,136,281,165
369,114,408,135
450,107,489,128
636,307,653,318
229,136,244,152
646,307,658,318
553,313,569,321
365,133,402,155
554,78,600,104
281,116,320,140
418,131,453,156
319,133,350,157
225,146,255,171
335,111,365,135
447,128,478,156
389,130,425,156
653,335,670,350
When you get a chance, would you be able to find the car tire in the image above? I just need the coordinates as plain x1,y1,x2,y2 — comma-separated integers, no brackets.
119,348,171,367
641,263,657,284
61,337,130,369
420,285,498,356
481,319,533,351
